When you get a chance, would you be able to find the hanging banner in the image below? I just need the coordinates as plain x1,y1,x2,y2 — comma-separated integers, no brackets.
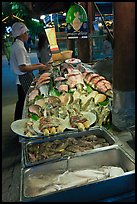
66,3,88,39
45,27,59,53
45,27,63,61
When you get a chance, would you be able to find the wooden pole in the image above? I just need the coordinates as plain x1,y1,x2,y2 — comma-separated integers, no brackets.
112,2,135,130
77,2,94,62
113,2,135,91
87,2,95,61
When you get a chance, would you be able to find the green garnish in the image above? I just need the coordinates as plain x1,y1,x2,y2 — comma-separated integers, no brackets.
49,88,60,96
31,114,39,121
98,99,110,106
86,85,93,94
35,95,44,100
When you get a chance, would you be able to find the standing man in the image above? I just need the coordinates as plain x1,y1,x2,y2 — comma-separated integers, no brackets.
10,22,47,120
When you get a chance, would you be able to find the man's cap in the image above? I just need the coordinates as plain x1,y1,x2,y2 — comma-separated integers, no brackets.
11,22,28,38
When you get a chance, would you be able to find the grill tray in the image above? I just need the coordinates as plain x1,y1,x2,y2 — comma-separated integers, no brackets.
22,126,117,168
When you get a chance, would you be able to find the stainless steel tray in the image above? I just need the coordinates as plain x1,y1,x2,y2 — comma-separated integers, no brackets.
22,126,117,168
20,146,135,202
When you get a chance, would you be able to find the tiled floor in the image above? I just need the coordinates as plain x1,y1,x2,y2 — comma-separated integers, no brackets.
2,52,39,202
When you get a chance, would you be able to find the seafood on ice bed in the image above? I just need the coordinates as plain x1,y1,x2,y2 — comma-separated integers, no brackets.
11,61,113,138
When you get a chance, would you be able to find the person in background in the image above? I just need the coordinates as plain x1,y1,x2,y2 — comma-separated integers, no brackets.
10,22,47,121
27,34,32,53
35,33,41,63
102,32,113,58
36,32,52,74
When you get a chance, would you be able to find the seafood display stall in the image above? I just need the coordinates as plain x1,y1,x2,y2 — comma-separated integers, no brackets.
11,59,135,202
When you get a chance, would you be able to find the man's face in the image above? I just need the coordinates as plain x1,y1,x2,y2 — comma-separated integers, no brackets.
21,31,29,42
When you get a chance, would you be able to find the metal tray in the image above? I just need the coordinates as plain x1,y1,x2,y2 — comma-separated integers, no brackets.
20,146,135,202
22,126,117,168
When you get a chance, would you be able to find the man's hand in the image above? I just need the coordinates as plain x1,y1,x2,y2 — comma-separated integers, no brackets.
37,63,47,71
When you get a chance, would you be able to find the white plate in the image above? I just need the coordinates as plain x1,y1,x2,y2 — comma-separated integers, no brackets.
82,111,96,126
62,117,77,130
33,120,43,135
65,58,81,65
11,119,40,138
64,112,96,130
33,117,66,136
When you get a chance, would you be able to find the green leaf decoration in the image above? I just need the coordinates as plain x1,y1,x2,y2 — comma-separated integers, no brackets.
35,95,44,101
86,85,93,94
49,88,60,96
98,98,111,106
31,114,39,121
